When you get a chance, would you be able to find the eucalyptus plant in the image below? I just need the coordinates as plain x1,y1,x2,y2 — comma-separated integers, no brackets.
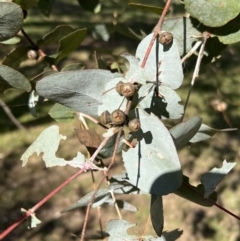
0,0,239,240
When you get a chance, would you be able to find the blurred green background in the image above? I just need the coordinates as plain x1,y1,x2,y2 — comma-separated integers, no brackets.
0,0,240,241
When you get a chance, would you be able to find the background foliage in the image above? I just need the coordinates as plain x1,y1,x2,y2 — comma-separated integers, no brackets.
0,0,240,240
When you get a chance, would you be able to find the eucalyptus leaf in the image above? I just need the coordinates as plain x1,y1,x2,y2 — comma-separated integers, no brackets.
37,25,73,46
21,125,86,168
37,0,55,17
53,28,87,63
170,116,202,149
61,189,110,212
0,36,21,45
61,63,85,72
128,3,164,15
184,0,240,27
136,32,183,89
105,198,138,212
174,175,217,207
150,195,164,237
2,46,30,70
0,2,23,41
190,124,237,143
36,69,122,117
122,108,182,195
49,103,76,123
0,65,31,93
77,0,99,12
106,219,169,241
13,0,39,10
201,160,236,198
162,17,202,56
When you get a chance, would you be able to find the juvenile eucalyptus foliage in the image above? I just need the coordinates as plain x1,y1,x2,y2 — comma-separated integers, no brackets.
0,0,239,240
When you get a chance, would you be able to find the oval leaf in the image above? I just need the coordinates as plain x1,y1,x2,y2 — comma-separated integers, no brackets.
61,189,110,212
37,0,55,17
36,69,122,117
170,116,202,149
122,108,182,195
0,65,31,93
150,195,164,237
2,46,30,70
184,0,240,27
0,2,23,41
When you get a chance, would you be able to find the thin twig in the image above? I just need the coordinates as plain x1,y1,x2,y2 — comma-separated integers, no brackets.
139,214,151,241
181,33,209,121
183,181,240,221
140,0,172,68
0,98,27,131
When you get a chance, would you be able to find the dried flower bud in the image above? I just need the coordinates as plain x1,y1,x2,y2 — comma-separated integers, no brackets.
27,50,39,60
158,32,173,45
116,81,136,97
110,110,126,125
100,110,111,124
128,118,141,132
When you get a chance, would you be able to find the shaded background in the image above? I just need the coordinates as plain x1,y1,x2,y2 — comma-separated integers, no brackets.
0,0,240,240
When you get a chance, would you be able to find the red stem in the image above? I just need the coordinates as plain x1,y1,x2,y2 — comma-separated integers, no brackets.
183,181,240,221
140,0,172,68
0,167,87,240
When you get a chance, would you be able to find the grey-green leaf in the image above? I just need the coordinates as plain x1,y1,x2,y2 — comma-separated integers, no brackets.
36,69,122,117
174,175,217,207
0,65,31,93
170,116,202,149
2,46,29,70
13,0,39,10
49,103,76,123
0,2,23,41
53,28,87,63
184,0,240,27
37,25,74,46
21,125,85,168
201,160,236,198
61,189,110,212
105,198,138,212
190,124,237,143
150,195,164,237
122,108,182,195
162,17,202,56
37,0,55,17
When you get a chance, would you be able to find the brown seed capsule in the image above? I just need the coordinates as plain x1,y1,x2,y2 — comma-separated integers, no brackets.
110,110,126,125
116,81,135,97
100,110,111,124
158,32,173,45
128,118,141,132
27,50,39,60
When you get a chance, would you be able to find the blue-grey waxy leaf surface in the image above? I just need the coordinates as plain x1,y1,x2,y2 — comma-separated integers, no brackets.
151,195,164,237
122,109,182,195
190,124,237,143
0,65,31,93
174,175,217,207
170,116,202,149
162,17,202,56
36,69,122,117
62,189,110,212
201,160,236,198
98,76,127,115
21,125,85,168
138,84,183,119
136,33,183,89
0,2,23,41
184,0,240,27
105,198,138,212
106,219,166,241
98,131,125,159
